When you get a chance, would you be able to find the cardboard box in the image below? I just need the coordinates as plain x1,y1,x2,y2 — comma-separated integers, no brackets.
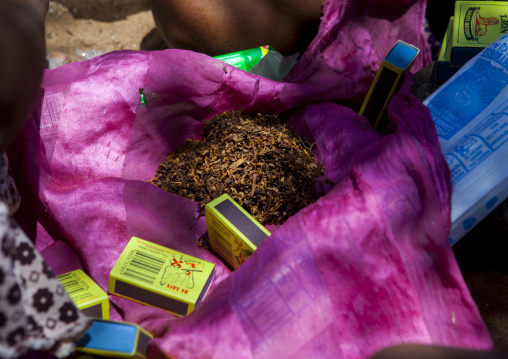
436,17,461,82
57,269,109,319
205,194,271,269
424,32,508,245
76,319,152,359
359,40,420,129
452,1,508,66
108,237,215,317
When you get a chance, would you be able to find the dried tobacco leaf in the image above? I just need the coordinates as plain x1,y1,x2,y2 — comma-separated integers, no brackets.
151,110,327,225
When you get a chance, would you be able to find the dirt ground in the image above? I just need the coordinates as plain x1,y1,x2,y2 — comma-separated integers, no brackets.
46,0,167,64
44,0,508,352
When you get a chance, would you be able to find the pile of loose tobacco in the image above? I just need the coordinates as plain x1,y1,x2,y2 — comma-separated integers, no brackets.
151,110,327,225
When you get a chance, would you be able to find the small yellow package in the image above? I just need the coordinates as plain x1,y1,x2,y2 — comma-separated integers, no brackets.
57,269,109,319
452,1,508,66
108,237,215,317
436,17,461,82
76,319,152,359
205,194,271,269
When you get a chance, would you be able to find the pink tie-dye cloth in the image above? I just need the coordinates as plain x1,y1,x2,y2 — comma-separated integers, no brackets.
8,0,493,358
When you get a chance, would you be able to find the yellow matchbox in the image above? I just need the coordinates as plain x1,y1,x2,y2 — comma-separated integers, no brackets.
108,237,215,317
57,269,109,319
436,17,460,82
76,319,153,359
359,40,420,129
205,194,271,269
452,1,508,66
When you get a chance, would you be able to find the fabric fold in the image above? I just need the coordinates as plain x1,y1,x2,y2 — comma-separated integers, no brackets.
8,0,493,358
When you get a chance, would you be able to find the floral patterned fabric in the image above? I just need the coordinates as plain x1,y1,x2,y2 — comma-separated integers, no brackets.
0,154,89,358
0,154,20,216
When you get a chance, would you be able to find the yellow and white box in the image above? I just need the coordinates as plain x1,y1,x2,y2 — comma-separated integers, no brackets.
57,269,109,319
452,1,508,66
108,237,215,317
359,40,420,129
205,194,271,269
76,319,153,359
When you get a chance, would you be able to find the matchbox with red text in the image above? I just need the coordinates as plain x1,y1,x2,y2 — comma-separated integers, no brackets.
205,194,271,269
108,237,215,317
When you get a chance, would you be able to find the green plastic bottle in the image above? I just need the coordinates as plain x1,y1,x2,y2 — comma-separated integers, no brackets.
214,45,272,72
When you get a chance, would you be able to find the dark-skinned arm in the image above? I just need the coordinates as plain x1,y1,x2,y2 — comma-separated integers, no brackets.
0,0,48,152
149,0,323,56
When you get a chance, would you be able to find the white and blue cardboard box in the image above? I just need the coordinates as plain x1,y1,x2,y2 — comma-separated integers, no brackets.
424,33,508,245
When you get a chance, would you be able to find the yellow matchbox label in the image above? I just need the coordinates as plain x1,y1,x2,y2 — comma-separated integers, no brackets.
108,237,215,317
205,194,271,269
453,2,508,46
57,269,109,319
452,2,508,66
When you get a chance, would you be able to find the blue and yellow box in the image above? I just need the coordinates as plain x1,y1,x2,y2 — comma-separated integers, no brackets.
57,269,109,319
436,17,461,82
205,194,271,269
359,40,420,129
108,237,215,317
76,319,153,359
451,1,508,67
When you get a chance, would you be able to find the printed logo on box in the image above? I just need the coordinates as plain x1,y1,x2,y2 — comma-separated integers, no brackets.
455,2,508,45
462,6,507,42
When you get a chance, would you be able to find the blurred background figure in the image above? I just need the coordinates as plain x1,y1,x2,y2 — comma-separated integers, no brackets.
149,0,324,56
0,0,48,152
0,2,90,358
